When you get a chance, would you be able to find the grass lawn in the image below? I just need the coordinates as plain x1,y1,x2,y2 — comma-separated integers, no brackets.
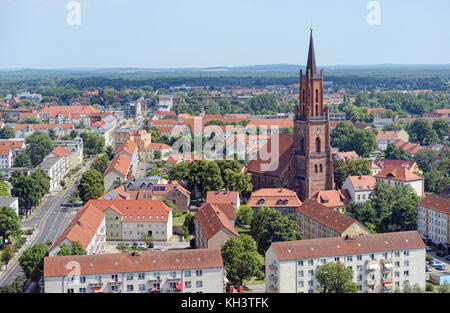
173,214,186,227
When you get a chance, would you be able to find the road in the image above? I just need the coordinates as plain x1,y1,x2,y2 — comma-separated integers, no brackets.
0,160,93,289
426,249,450,281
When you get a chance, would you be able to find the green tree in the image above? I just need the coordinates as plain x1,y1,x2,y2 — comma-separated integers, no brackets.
250,207,301,255
1,245,15,269
438,282,450,293
384,143,409,160
78,169,105,203
0,180,10,196
81,131,105,157
17,116,43,124
424,169,450,195
13,151,32,167
25,131,55,166
91,154,110,175
56,241,87,256
347,159,371,176
333,160,349,189
183,212,195,238
330,122,355,152
0,206,22,247
0,125,15,139
221,235,264,288
236,205,253,227
407,118,438,145
140,233,154,247
105,145,115,160
432,119,449,143
351,129,376,158
315,262,358,293
222,169,253,197
19,243,49,282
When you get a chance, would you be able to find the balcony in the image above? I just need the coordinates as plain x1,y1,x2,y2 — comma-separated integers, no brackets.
382,285,393,293
269,264,278,271
382,278,392,284
167,277,181,283
269,274,278,280
381,259,393,272
168,288,182,293
89,281,103,288
366,260,378,271
149,289,161,293
269,285,277,291
148,278,162,283
366,278,377,286
109,280,122,286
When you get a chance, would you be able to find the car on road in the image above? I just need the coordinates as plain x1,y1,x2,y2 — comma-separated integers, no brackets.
426,246,433,252
153,247,161,251
429,259,438,266
131,242,138,249
426,266,432,272
147,243,154,249
138,243,146,249
435,264,446,271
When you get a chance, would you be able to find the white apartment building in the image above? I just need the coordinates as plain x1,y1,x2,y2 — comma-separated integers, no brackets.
265,231,426,293
374,165,424,197
342,175,376,204
43,249,224,293
37,156,66,192
417,194,450,248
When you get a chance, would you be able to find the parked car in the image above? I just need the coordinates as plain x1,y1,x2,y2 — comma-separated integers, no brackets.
429,259,438,266
153,247,161,251
435,264,446,271
426,266,432,272
138,242,146,249
437,251,447,257
147,243,154,249
131,242,138,249
426,246,433,252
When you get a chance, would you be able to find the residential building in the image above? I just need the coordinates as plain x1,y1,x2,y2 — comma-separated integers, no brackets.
195,203,240,249
334,151,359,163
44,248,225,293
374,165,424,197
342,175,376,203
374,159,422,175
39,105,100,127
104,153,133,192
246,188,302,216
417,194,450,248
375,131,399,150
265,231,426,293
206,191,240,212
0,196,19,216
14,124,74,139
49,202,106,256
296,199,370,239
37,155,66,192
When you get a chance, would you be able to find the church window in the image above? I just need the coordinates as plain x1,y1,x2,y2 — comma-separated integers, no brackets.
315,89,318,103
315,137,321,153
314,165,318,173
320,164,323,173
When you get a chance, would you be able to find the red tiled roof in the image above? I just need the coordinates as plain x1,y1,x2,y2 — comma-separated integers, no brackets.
374,159,416,170
196,203,240,240
117,140,137,158
14,124,74,131
52,146,69,157
50,203,105,252
312,189,351,208
247,188,302,207
206,191,240,206
245,118,293,130
146,142,171,150
271,231,426,261
347,175,376,191
374,165,422,182
418,193,450,216
44,248,223,277
105,153,132,177
376,131,398,141
296,200,366,234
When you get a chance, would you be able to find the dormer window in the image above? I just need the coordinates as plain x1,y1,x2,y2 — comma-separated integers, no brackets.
258,199,265,205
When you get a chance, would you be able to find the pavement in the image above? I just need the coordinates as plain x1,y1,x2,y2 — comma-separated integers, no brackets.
426,249,450,281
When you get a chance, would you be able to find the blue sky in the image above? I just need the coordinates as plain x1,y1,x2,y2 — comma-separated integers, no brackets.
0,0,449,68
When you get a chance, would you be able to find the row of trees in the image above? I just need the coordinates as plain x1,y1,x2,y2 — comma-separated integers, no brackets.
10,169,50,218
168,160,252,199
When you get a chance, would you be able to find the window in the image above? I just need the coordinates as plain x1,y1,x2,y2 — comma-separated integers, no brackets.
347,256,353,262
315,137,321,153
127,285,134,292
298,271,304,277
298,281,304,287
403,271,409,277
334,257,340,262
170,271,176,278
79,288,86,293
308,259,314,266
395,271,400,277
308,270,314,276
154,272,160,279
127,273,133,280
112,274,118,281
67,289,74,293
308,280,314,286
315,164,318,173
79,276,86,284
357,255,362,261
196,270,203,277
196,281,203,288
185,281,191,288
404,260,409,267
404,251,409,256
138,273,145,280
185,270,191,277
357,274,363,281
395,261,400,267
320,164,323,173
320,259,327,265
298,260,304,266
357,265,362,271
139,284,146,291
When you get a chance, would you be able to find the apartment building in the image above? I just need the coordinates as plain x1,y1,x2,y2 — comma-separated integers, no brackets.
49,202,106,256
265,231,426,293
311,190,351,213
81,199,173,242
296,200,370,239
14,124,74,138
342,175,376,204
39,105,100,127
374,165,424,197
206,190,240,212
417,194,450,248
43,248,224,293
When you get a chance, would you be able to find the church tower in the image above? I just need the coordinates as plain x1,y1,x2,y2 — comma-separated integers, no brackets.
291,27,334,201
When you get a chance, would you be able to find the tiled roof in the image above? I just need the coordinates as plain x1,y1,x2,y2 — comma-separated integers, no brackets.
196,203,240,240
40,105,99,117
50,203,105,252
374,165,422,182
117,139,137,157
247,188,302,207
14,124,74,131
347,175,376,191
145,142,171,150
418,193,450,216
374,159,416,170
245,118,293,130
104,153,131,177
312,189,351,208
81,199,172,222
206,191,240,206
296,200,366,234
336,151,359,161
271,231,426,261
44,248,223,277
52,146,69,157
376,131,398,141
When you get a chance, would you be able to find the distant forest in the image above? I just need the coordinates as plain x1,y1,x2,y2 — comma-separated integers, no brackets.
0,65,449,92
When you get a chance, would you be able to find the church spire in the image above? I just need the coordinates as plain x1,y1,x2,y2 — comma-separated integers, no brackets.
306,26,317,77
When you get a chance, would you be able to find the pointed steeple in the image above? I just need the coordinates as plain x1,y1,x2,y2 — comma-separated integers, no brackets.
306,26,317,77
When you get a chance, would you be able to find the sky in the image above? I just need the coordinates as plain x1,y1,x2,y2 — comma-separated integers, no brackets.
0,0,449,68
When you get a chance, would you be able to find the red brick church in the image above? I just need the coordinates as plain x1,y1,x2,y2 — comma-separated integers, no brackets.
246,28,334,201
